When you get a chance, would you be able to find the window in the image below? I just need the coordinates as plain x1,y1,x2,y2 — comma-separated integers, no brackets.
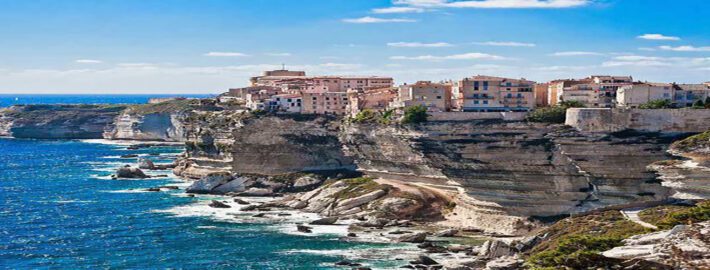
436,96,442,99
474,81,479,90
474,100,479,104
483,100,488,104
483,81,489,90
473,94,479,98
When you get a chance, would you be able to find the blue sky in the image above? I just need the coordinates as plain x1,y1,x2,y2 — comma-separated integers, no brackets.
0,0,708,94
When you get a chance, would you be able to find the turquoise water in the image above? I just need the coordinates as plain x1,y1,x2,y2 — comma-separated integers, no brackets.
0,94,213,108
0,95,410,269
0,139,408,269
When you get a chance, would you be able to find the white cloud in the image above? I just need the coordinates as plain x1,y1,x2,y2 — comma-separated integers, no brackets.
387,42,453,48
372,6,426,13
393,0,589,8
390,52,504,60
265,52,292,56
342,16,416,23
204,52,250,57
474,41,536,47
117,63,159,69
549,51,604,56
658,45,710,52
637,34,680,41
75,59,102,64
638,47,656,51
319,63,364,69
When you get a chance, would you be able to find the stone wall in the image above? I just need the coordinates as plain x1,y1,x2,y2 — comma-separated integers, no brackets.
428,111,527,121
566,108,710,133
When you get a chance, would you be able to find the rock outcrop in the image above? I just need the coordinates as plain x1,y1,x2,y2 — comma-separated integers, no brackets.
650,131,710,199
602,221,710,269
341,121,680,234
0,104,126,139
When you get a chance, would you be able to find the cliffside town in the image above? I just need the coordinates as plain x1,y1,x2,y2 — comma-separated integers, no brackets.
1,69,709,269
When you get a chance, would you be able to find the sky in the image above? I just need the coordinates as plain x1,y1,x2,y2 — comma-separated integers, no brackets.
0,0,708,94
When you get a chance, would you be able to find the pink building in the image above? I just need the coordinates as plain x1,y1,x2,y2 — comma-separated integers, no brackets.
347,87,398,117
302,91,349,115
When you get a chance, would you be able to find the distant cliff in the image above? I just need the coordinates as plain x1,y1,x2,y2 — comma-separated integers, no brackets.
0,104,126,139
103,99,221,142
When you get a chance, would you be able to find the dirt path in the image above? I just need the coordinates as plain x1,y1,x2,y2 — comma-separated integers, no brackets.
620,208,659,230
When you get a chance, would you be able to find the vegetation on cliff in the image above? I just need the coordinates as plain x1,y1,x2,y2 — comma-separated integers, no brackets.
638,99,673,109
526,101,584,124
526,211,651,269
639,201,710,229
401,105,428,124
350,109,395,124
127,99,218,114
671,130,710,153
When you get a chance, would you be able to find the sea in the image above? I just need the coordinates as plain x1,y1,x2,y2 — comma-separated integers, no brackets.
0,95,413,269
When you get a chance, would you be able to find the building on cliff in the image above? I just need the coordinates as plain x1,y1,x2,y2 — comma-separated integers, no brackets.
534,83,550,107
452,75,535,112
390,81,453,112
346,87,398,117
551,75,632,108
673,83,710,107
616,82,673,108
301,91,349,115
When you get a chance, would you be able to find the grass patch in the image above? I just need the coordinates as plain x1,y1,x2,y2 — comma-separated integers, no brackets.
672,130,710,152
127,99,201,114
526,211,651,269
638,201,710,229
329,177,389,200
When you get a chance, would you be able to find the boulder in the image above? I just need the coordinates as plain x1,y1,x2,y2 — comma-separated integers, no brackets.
396,232,427,243
357,216,390,228
233,198,250,205
120,154,139,158
239,187,274,197
115,167,149,179
293,175,323,190
334,189,387,213
409,255,438,265
297,225,313,233
434,229,458,237
208,200,231,208
138,158,155,170
212,177,247,194
485,256,523,270
310,217,339,225
185,172,234,194
240,205,258,211
480,240,515,259
287,200,308,209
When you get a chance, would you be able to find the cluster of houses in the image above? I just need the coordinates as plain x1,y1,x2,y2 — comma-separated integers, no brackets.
219,69,710,117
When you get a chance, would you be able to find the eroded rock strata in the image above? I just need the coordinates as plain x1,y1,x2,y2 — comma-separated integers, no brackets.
0,104,126,139
341,121,680,234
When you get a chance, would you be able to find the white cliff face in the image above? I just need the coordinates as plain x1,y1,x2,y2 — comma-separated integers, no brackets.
341,121,682,235
104,111,187,142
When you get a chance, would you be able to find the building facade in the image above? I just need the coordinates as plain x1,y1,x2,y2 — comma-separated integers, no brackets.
454,75,535,112
392,81,452,112
674,84,710,107
301,91,349,115
346,87,398,117
616,83,673,108
557,75,632,107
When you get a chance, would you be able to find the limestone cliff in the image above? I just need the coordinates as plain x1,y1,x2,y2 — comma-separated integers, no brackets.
649,130,710,199
0,104,126,139
340,121,680,234
175,113,355,179
103,99,220,142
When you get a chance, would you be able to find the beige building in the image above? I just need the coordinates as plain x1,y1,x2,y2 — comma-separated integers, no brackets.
558,75,632,107
312,76,394,92
547,79,587,106
250,69,307,86
302,91,349,115
673,84,710,107
534,83,549,107
392,81,452,112
227,86,282,100
616,82,673,108
346,87,398,117
453,75,535,112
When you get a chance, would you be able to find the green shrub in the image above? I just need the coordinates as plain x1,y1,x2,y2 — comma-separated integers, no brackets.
401,105,428,124
526,101,585,124
352,109,377,123
638,99,673,109
672,131,710,152
692,99,705,109
640,201,710,229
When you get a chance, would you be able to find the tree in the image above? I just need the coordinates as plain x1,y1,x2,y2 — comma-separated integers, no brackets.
402,105,428,124
692,99,705,109
527,100,585,123
638,99,673,109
